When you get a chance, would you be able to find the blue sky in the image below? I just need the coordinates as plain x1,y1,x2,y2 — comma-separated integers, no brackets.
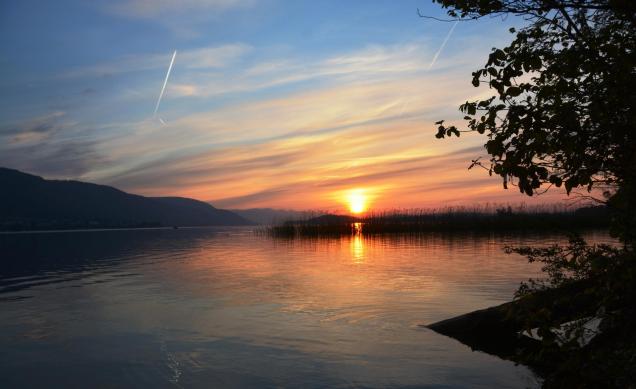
0,0,566,210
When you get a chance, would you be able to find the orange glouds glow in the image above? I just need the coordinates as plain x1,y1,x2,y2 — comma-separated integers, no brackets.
346,189,368,214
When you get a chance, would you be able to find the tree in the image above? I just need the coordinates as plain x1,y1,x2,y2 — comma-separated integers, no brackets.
431,0,636,243
428,1,636,386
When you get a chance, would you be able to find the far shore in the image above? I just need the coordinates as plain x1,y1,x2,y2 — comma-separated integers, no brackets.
0,225,253,235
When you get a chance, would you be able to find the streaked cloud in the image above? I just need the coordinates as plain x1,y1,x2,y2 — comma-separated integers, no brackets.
179,44,252,68
166,41,472,99
68,34,555,210
0,111,67,145
0,112,105,178
61,44,251,78
2,2,565,210
107,0,254,19
103,0,257,38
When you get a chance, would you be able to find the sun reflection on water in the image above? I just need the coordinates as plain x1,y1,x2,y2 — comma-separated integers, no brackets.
350,222,365,263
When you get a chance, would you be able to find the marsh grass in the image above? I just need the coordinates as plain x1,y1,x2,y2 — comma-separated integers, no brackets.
264,204,609,237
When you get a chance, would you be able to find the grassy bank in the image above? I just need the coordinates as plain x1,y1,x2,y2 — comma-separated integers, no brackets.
264,205,610,237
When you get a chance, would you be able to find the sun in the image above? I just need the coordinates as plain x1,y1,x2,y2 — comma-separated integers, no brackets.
346,189,368,214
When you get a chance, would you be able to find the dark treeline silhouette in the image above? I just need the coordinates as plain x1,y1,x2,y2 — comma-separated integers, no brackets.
0,167,251,231
266,205,609,237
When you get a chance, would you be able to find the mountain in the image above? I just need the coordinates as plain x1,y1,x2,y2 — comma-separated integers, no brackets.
229,208,320,225
0,167,251,230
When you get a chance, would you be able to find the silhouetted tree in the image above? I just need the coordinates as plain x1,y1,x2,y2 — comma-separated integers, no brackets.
431,0,636,243
429,1,636,387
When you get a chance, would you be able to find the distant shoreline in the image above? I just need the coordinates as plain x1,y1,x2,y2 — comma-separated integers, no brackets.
0,225,253,235
265,206,611,238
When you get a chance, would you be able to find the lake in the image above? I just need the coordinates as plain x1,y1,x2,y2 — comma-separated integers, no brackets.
0,228,611,388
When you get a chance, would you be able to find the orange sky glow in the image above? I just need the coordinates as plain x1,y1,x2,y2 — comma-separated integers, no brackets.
1,5,576,212
91,71,571,211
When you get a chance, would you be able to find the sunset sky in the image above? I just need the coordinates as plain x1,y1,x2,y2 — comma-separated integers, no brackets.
0,0,569,211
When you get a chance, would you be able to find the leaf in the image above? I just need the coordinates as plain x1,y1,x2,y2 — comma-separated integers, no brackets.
507,86,521,97
435,126,445,139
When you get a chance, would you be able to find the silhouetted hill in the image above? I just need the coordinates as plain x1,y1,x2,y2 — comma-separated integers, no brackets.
0,167,251,230
152,197,250,226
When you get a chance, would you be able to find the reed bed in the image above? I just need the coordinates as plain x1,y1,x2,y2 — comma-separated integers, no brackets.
263,204,609,238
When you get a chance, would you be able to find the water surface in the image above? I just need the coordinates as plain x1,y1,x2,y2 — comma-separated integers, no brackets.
1,228,609,388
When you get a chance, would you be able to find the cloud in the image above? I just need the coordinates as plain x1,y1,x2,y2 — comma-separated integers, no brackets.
25,34,566,209
179,44,252,68
26,141,106,178
107,0,254,19
77,37,497,209
212,187,293,208
159,73,466,149
0,112,105,178
0,111,67,145
0,139,105,179
90,94,492,208
166,42,452,99
103,0,256,37
61,44,251,78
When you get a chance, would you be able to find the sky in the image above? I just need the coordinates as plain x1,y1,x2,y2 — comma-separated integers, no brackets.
0,0,570,212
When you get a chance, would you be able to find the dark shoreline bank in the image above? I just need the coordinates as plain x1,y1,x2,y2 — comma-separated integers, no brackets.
425,281,635,387
0,225,254,234
425,281,592,366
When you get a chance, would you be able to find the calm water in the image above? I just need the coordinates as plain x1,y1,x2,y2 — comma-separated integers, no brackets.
0,228,611,388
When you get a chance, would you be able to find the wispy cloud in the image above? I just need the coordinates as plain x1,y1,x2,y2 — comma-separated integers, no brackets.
3,2,564,209
103,0,256,38
69,36,515,210
88,77,494,209
0,111,67,145
0,112,105,178
107,0,254,19
179,44,252,68
61,44,251,78
167,42,446,99
13,31,560,209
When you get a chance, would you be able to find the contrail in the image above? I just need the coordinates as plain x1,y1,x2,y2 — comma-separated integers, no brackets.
428,21,458,70
154,50,177,116
395,22,458,118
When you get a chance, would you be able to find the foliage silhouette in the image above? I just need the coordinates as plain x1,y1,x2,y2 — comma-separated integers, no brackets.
432,0,635,242
428,1,635,387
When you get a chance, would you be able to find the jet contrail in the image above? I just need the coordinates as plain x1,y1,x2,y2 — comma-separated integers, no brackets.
428,21,458,70
154,50,177,116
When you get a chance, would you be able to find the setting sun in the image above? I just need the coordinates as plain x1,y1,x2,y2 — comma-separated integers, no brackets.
346,189,368,214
